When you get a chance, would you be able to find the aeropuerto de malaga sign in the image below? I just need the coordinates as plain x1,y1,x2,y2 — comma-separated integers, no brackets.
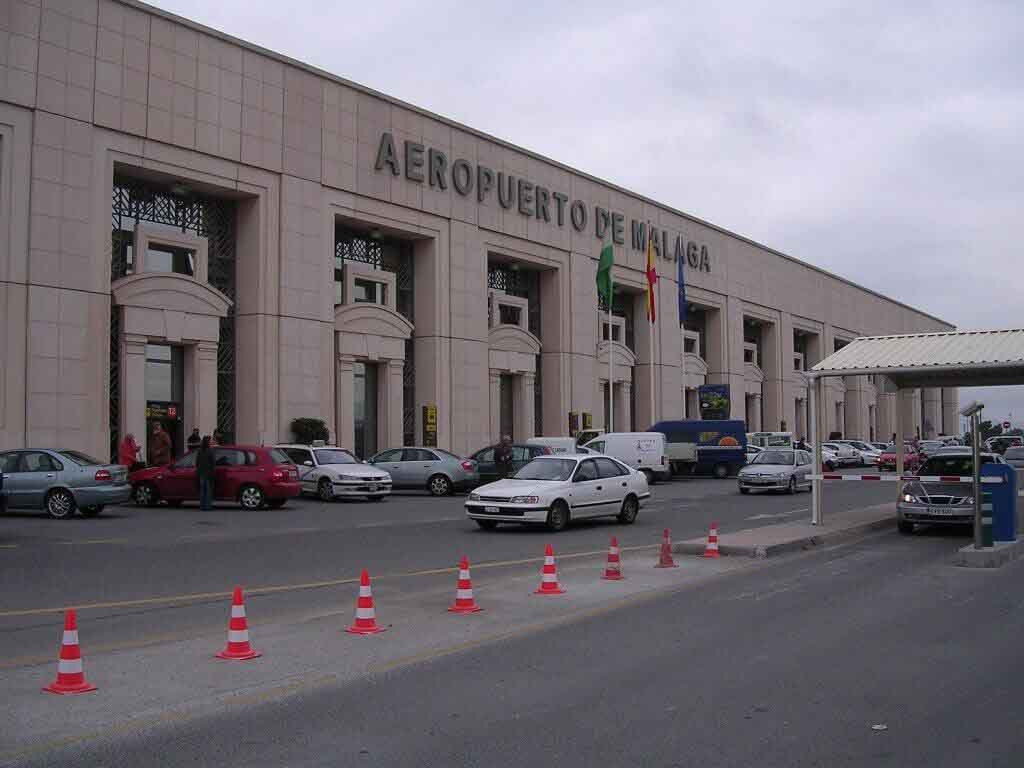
374,132,712,273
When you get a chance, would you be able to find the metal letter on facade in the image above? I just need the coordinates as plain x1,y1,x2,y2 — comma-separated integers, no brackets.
374,132,400,175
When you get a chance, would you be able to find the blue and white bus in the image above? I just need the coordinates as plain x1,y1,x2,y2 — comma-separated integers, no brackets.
648,419,748,478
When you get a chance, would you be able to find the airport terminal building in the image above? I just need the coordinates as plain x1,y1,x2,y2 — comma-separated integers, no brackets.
0,0,959,462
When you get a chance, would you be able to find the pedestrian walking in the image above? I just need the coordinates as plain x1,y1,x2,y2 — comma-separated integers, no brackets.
495,434,514,479
149,422,172,467
119,432,142,471
186,427,201,452
197,436,215,511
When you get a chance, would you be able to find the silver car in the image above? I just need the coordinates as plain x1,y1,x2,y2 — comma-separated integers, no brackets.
1003,446,1024,470
276,444,392,501
0,449,131,519
897,450,1003,534
368,447,479,496
737,449,813,494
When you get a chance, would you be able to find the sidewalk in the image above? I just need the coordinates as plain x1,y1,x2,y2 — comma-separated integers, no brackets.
674,503,896,558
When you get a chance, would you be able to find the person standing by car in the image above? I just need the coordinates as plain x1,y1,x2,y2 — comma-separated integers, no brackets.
186,427,201,452
149,422,172,467
119,432,142,471
196,436,215,511
494,435,514,479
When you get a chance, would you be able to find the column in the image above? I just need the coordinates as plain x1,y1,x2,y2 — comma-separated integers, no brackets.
922,387,942,438
489,369,502,443
119,333,148,462
379,358,405,449
942,387,959,436
750,394,762,431
794,398,806,439
614,381,632,432
335,354,355,450
761,318,785,429
192,341,219,436
844,375,866,439
516,372,536,440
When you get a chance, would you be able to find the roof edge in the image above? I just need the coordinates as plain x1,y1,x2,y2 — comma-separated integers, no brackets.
125,0,951,328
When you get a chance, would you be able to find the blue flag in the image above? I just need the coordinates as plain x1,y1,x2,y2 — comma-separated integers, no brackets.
677,250,687,326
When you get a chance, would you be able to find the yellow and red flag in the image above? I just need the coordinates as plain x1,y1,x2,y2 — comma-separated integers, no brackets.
645,231,658,322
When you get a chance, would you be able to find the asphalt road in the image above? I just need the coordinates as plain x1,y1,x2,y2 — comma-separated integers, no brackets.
0,473,894,660
12,529,1020,767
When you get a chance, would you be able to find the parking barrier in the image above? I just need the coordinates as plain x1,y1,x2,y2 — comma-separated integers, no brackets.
809,474,1005,483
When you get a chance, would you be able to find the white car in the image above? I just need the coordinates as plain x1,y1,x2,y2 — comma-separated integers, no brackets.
822,442,859,467
833,439,881,466
464,454,650,532
275,444,392,501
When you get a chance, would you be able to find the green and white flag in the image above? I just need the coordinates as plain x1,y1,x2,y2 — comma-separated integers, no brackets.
596,231,613,306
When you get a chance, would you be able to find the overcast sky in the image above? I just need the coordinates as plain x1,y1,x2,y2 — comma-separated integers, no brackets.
156,0,1024,428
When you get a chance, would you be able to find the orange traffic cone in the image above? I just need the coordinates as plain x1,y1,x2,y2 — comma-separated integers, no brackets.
216,586,261,660
601,536,624,580
703,522,721,558
535,544,566,594
448,555,483,613
43,609,97,695
655,528,678,568
347,569,387,634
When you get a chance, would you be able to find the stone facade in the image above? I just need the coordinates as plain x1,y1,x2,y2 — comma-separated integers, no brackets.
0,0,958,461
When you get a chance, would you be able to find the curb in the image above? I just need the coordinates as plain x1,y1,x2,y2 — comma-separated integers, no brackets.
955,538,1024,569
673,516,894,559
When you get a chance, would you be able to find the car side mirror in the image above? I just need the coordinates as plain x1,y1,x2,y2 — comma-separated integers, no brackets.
303,460,313,467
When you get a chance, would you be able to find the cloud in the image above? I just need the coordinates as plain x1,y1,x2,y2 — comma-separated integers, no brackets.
157,0,1024,409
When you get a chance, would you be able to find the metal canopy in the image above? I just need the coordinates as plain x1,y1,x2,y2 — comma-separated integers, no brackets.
810,328,1024,388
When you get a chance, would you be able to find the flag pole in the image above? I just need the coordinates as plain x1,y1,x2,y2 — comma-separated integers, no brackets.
649,293,656,427
608,273,614,433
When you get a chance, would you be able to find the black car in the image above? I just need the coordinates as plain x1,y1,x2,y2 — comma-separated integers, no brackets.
469,443,551,485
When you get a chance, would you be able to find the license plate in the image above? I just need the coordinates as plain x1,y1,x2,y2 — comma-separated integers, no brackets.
368,484,378,492
484,506,500,514
927,507,958,516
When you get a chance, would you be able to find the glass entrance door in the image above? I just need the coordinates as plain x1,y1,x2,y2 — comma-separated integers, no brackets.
354,362,379,459
499,374,515,440
144,344,184,458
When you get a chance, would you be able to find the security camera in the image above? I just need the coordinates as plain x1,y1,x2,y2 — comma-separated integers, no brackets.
959,401,984,418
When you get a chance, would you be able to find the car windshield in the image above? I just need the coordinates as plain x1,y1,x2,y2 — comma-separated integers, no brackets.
315,449,357,465
1005,447,1024,460
754,451,794,465
919,455,994,476
58,450,104,466
514,459,576,481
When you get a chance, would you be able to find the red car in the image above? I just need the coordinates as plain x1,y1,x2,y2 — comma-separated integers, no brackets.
129,445,300,509
876,448,922,472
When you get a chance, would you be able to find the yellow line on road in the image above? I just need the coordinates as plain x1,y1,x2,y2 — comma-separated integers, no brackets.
0,543,17,549
59,538,129,545
0,544,659,619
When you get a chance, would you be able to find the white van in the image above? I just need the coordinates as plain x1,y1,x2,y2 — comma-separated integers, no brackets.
584,432,670,482
526,437,590,456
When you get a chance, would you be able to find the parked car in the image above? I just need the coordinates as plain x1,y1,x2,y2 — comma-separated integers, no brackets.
0,449,131,519
737,449,813,494
822,442,859,467
876,446,922,472
469,443,551,486
1003,446,1024,470
465,454,649,532
129,445,300,510
833,439,882,466
744,444,764,464
897,450,1004,534
916,439,945,458
368,447,478,496
525,437,588,456
276,444,391,501
583,432,670,483
871,442,890,451
985,435,1024,455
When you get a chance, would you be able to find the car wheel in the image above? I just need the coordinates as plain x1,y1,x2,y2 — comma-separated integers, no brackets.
239,485,266,510
476,519,498,530
713,463,729,480
266,499,286,509
617,494,639,524
133,482,158,507
46,488,76,520
640,469,655,485
317,478,334,502
428,474,453,497
897,518,914,535
79,505,104,517
739,487,750,495
787,477,797,495
546,500,570,532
